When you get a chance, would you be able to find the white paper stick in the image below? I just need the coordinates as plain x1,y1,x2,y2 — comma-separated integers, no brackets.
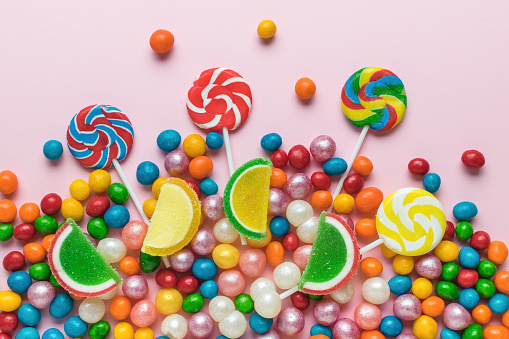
359,238,384,255
279,285,299,300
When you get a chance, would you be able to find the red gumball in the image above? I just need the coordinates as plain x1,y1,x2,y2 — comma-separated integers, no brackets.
177,275,199,294
13,224,35,242
408,158,430,176
470,231,491,251
282,233,299,252
461,150,485,169
311,172,331,190
86,196,110,217
271,150,288,168
343,173,364,195
0,333,11,339
40,193,62,215
0,312,18,333
3,251,25,272
156,268,177,288
457,269,479,288
288,145,310,170
185,180,201,197
291,291,310,310
443,221,455,241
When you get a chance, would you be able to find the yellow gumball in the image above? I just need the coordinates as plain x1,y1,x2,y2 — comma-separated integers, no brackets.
257,20,277,39
412,277,433,299
89,169,111,193
412,315,438,339
0,290,21,312
152,177,167,199
183,134,206,158
333,194,354,214
69,179,90,201
61,198,84,221
247,227,272,248
155,288,183,315
114,322,134,339
212,244,240,269
143,198,157,218
380,243,397,258
434,240,459,262
392,255,414,275
134,327,154,339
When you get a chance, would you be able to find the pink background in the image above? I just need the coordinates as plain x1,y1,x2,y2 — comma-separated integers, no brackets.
1,1,509,338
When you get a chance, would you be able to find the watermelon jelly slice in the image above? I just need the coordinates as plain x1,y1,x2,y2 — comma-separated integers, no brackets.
48,219,121,297
298,212,360,295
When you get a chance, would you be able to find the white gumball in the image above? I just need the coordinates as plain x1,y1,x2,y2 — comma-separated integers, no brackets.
250,278,276,300
218,310,247,338
273,262,301,289
98,286,118,300
286,200,313,227
296,217,319,243
213,218,238,244
208,296,235,322
254,289,282,318
362,277,390,304
161,314,187,339
96,238,127,263
79,297,105,323
330,281,355,304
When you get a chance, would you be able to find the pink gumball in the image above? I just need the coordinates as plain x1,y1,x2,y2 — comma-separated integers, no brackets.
122,275,148,300
332,318,360,339
354,302,382,330
268,188,288,216
202,195,224,221
122,220,148,250
188,311,214,339
285,173,312,200
169,248,195,273
191,229,216,256
130,299,157,327
293,245,313,269
239,249,266,278
217,269,245,297
313,299,340,326
277,306,305,335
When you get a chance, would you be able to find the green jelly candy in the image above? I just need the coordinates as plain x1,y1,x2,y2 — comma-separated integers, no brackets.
108,183,129,205
478,260,497,278
442,262,459,281
0,223,14,241
34,216,58,235
140,252,160,273
476,278,496,298
29,263,51,281
306,294,323,300
435,281,459,301
88,320,111,339
50,274,61,288
235,293,254,314
87,218,109,240
182,293,204,313
455,221,473,240
461,323,483,339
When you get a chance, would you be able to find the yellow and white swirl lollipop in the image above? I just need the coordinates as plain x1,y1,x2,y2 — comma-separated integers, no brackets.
376,188,446,256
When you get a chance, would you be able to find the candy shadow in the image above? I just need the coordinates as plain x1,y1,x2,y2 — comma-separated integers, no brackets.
153,48,174,61
259,36,276,45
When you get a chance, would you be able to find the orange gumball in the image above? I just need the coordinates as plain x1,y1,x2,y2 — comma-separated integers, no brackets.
41,234,55,251
310,336,330,339
149,29,174,54
19,203,40,223
360,257,383,277
421,296,445,317
352,156,373,176
266,241,284,267
295,77,316,100
502,309,509,328
270,168,287,188
0,170,18,195
472,304,492,325
488,241,508,265
495,271,509,295
484,325,509,339
360,330,385,339
310,190,333,210
355,187,383,213
119,256,140,276
23,242,46,263
189,156,213,180
70,293,86,300
355,218,377,239
110,295,132,320
0,199,17,223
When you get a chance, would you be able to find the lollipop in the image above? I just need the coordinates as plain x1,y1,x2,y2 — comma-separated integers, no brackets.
330,67,407,206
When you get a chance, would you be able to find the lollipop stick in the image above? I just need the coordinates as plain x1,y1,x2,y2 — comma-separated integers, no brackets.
222,127,248,245
279,286,298,300
359,238,384,255
328,125,370,212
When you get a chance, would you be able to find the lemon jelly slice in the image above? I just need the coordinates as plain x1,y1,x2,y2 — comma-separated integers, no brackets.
223,158,272,240
142,177,201,256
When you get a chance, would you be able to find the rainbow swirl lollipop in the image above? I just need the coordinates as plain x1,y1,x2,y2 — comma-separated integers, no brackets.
341,67,407,133
67,105,134,169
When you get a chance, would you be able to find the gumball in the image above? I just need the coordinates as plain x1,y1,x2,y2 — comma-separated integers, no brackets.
442,220,455,241
217,269,245,297
443,303,471,331
332,318,361,339
42,140,63,160
412,315,437,339
17,304,41,327
286,200,313,227
34,216,58,236
29,263,51,281
192,258,218,280
462,324,483,339
247,228,273,248
288,145,311,170
212,244,239,270
270,168,287,189
87,218,109,240
360,257,383,277
42,328,64,339
434,240,459,262
415,254,442,279
164,150,190,177
13,223,35,242
0,171,17,195
0,223,13,242
277,306,305,335
295,77,316,100
177,276,199,294
23,243,45,264
268,188,288,216
273,262,301,289
266,241,285,267
142,198,157,218
310,135,336,163
354,302,381,330
488,241,508,264
185,180,200,198
213,218,238,243
355,187,383,213
108,296,132,321
421,296,445,317
157,129,181,152
7,271,31,293
269,216,290,237
189,230,214,256
249,312,273,334
260,133,283,152
97,238,127,263
293,245,312,269
408,158,430,176
16,328,40,339
412,277,434,299
422,173,440,193
64,315,88,338
459,247,480,269
122,275,148,300
472,304,491,325
461,150,485,169
355,218,377,239
188,312,213,339
494,270,509,295
189,156,213,180
0,200,16,224
488,293,509,314
362,277,390,304
333,194,354,214
378,316,403,337
254,289,281,319
257,19,276,38
470,231,491,251
307,294,324,301
435,281,459,301
310,190,333,210
343,173,364,195
27,281,55,309
323,158,347,176
104,205,130,229
18,203,39,224
296,217,319,243
136,161,159,186
458,288,479,310
282,233,299,252
311,172,331,190
199,280,218,300
271,150,288,168
151,177,167,199
119,256,140,276
330,281,355,304
182,293,204,313
476,278,496,298
455,221,474,240
88,321,110,339
484,326,509,339
250,278,276,299
219,310,247,338
0,311,17,333
285,173,312,199
313,298,340,326
388,275,412,295
114,322,135,339
209,296,235,322
239,249,266,277
393,255,414,275
478,260,497,278
155,288,182,315
199,178,218,196
41,235,54,251
150,29,174,53
394,294,422,321
155,269,177,289
169,248,195,272
161,314,187,339
234,293,254,314
352,156,373,176
122,220,148,250
453,202,478,221
3,251,25,272
86,197,110,218
291,292,310,311
130,300,157,328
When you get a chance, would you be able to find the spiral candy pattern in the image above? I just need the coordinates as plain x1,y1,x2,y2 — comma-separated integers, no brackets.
376,188,446,256
187,67,252,132
341,67,407,132
67,105,134,169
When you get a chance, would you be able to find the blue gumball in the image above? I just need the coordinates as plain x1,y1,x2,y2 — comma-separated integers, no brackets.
104,205,130,228
488,293,509,314
458,288,479,310
269,216,290,237
155,337,169,339
388,275,412,295
423,172,441,193
157,129,181,152
310,324,333,338
453,201,478,221
17,304,41,327
136,161,160,185
249,312,273,333
200,280,218,299
199,178,219,196
15,327,40,339
42,328,64,339
379,316,403,337
192,258,218,280
206,132,224,150
7,271,32,293
43,140,63,160
64,316,88,338
458,247,480,269
441,328,461,339
49,293,74,319
260,133,282,152
323,157,347,176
